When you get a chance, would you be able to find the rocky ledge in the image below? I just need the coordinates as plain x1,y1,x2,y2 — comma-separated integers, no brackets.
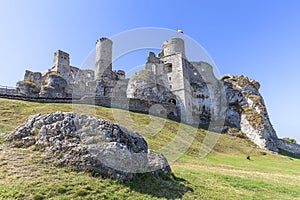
5,112,171,181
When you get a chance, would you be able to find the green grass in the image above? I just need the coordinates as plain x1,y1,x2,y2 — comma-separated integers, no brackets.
0,98,300,199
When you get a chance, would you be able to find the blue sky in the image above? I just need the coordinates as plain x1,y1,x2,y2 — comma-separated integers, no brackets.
0,0,299,142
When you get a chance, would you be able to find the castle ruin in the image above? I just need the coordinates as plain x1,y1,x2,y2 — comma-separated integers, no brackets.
17,37,127,99
17,37,220,125
15,37,300,157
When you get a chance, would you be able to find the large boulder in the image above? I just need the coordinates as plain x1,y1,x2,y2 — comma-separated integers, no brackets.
5,112,171,181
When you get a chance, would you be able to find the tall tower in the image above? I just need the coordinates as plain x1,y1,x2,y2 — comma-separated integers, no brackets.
158,38,194,123
95,37,113,80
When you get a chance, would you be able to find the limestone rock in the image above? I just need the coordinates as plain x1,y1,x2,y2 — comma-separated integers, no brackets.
127,69,176,102
16,80,40,97
223,82,246,129
5,112,171,180
224,75,279,152
127,70,156,99
276,139,300,158
39,74,70,98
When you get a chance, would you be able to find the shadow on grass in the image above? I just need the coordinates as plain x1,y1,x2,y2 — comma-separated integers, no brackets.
124,172,193,199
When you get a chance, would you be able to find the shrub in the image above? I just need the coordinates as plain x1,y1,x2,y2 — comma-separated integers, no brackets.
282,137,297,144
19,80,36,87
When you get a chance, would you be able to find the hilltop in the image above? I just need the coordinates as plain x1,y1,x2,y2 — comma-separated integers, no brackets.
0,98,300,199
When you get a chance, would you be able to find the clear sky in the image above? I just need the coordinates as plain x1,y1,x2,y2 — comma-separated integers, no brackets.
0,0,299,142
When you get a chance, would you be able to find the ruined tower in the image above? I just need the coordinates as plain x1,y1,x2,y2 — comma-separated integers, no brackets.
158,38,194,123
51,50,70,81
95,37,113,80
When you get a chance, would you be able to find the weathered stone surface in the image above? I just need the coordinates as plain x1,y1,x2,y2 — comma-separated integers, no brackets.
39,74,70,98
223,82,245,129
16,80,40,97
127,69,177,103
5,112,171,180
223,75,281,153
276,139,300,158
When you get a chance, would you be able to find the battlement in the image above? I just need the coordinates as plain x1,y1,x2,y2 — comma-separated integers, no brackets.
54,50,70,57
96,37,112,44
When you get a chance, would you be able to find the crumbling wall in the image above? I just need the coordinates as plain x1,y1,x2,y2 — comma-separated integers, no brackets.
16,70,43,97
51,50,71,82
115,70,126,80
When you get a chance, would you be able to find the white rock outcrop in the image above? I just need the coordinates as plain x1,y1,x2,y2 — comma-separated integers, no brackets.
5,112,171,180
224,75,300,156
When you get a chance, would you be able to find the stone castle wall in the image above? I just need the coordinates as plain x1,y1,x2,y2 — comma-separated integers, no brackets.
0,88,18,96
0,93,180,121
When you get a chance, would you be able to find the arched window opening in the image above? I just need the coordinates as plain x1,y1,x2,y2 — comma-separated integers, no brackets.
168,98,176,105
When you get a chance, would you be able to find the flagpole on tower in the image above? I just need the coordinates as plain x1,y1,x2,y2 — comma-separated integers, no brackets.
176,29,184,38
177,29,184,34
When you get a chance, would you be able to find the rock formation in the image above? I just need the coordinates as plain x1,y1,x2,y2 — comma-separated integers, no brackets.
223,75,278,150
5,112,171,180
222,75,300,157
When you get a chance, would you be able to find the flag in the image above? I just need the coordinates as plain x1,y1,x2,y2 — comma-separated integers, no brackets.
177,29,184,34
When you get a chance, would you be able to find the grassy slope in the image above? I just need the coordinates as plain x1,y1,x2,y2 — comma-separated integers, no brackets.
0,98,299,200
